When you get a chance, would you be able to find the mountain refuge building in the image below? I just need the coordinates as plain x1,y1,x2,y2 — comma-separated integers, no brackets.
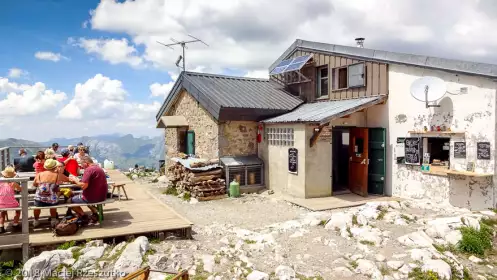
156,39,497,210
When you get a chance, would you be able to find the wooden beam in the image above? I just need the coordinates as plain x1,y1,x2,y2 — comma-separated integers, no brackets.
310,124,329,147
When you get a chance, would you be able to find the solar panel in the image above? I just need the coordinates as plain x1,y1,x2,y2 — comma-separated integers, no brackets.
274,58,293,68
269,54,313,76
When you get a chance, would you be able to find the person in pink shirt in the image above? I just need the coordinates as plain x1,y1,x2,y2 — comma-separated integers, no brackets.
33,151,46,174
0,166,21,233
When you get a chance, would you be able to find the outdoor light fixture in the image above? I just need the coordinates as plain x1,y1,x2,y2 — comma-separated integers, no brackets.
175,55,183,67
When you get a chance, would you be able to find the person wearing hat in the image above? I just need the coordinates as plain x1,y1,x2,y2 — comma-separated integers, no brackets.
32,158,76,227
0,166,22,233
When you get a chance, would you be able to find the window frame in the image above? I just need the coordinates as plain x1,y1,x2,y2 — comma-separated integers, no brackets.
266,127,295,146
423,137,450,166
348,62,366,88
331,62,366,91
316,66,329,97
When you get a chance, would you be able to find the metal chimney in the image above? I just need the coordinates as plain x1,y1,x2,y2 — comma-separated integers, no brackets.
355,37,365,48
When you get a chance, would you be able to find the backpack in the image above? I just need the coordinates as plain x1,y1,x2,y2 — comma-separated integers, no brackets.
53,216,80,236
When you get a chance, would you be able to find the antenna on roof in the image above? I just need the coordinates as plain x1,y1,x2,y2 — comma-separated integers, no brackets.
157,34,209,71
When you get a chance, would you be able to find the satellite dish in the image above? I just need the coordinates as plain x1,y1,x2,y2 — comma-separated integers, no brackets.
410,76,446,108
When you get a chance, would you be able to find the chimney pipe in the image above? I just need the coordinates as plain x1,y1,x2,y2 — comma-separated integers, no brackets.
355,37,365,48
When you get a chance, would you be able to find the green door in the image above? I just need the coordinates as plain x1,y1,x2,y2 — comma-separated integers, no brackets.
368,128,386,195
186,130,195,155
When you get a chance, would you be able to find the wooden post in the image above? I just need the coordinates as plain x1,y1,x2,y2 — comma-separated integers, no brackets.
6,148,10,167
0,149,5,170
21,179,29,262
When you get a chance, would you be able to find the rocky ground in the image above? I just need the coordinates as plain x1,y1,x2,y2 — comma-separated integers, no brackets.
18,175,497,280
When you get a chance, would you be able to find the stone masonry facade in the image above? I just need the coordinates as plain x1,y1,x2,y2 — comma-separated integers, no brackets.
165,90,219,161
219,121,258,157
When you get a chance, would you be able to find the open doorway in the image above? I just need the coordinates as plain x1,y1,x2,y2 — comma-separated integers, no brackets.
332,127,350,195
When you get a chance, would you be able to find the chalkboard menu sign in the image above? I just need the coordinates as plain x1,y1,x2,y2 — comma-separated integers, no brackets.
404,137,422,165
454,142,466,159
477,142,491,160
288,148,298,173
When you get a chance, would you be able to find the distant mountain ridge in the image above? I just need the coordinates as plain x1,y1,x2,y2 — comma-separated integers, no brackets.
0,134,165,169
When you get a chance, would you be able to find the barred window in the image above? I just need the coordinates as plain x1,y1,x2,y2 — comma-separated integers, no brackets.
267,128,294,146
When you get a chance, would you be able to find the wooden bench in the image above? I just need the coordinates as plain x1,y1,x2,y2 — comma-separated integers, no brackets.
0,199,115,226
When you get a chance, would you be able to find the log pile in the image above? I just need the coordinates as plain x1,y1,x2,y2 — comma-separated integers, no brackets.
167,161,226,199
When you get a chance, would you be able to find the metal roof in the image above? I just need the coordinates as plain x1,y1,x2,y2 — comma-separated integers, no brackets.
156,72,303,122
270,39,497,79
262,96,386,124
220,155,263,166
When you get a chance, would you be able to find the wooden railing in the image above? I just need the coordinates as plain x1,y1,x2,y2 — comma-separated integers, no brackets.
0,177,29,261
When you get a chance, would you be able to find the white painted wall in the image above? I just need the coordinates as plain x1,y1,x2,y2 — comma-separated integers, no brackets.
368,63,497,210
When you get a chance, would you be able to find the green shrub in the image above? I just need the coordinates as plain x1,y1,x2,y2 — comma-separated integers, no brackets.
458,223,493,256
57,241,76,250
408,267,440,280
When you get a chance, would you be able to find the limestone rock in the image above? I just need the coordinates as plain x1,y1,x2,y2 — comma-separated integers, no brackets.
109,241,127,258
157,175,167,183
421,259,451,280
189,198,199,204
201,254,215,273
410,249,433,262
275,265,295,280
73,246,106,269
469,255,483,264
375,254,386,262
355,259,379,276
397,231,433,248
23,250,73,280
462,217,480,230
444,230,462,245
388,201,401,209
247,270,269,280
387,261,404,270
113,236,150,275
332,267,354,277
324,212,352,231
148,254,168,270
480,210,496,216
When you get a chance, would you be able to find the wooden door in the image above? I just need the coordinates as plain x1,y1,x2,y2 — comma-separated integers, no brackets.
348,127,369,197
368,128,386,195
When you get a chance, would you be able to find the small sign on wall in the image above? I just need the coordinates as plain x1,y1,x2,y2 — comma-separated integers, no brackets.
454,142,466,159
404,137,422,165
288,148,298,174
477,142,491,160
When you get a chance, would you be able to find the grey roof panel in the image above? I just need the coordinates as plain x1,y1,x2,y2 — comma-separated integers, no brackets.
220,155,263,166
156,71,303,121
270,39,497,78
262,96,385,123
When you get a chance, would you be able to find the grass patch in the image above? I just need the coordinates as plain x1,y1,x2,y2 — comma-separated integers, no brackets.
349,260,358,269
149,238,161,244
481,217,497,228
182,192,191,201
0,261,22,280
162,187,178,196
296,273,324,280
359,240,375,246
433,243,457,254
401,214,416,223
72,247,83,260
151,178,159,183
318,220,327,226
346,226,353,238
106,244,127,262
408,267,441,280
214,255,221,264
377,208,388,220
57,241,76,250
352,215,358,225
243,239,256,244
379,264,391,276
142,248,157,264
458,222,493,256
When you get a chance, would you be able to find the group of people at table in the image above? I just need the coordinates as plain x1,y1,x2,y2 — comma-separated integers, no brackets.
0,143,108,232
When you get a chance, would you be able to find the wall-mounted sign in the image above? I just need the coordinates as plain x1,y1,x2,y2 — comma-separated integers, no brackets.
477,142,491,160
288,148,298,174
404,137,421,165
453,142,466,159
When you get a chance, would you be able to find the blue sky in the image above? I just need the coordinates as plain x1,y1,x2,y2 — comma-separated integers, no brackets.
0,0,173,105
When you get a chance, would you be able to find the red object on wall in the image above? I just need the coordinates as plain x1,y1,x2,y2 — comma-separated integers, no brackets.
257,124,263,143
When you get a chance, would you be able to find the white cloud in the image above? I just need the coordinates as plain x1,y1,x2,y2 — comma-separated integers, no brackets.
7,68,27,79
82,0,497,73
149,72,179,97
58,74,127,120
0,77,66,116
72,37,144,68
245,70,269,79
34,51,67,62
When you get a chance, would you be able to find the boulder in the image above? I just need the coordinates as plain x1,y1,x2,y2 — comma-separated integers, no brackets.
109,241,127,258
444,230,462,245
201,254,215,273
247,270,269,280
72,246,106,269
387,261,404,270
324,212,352,231
189,198,199,204
410,249,433,262
113,236,150,275
157,175,167,183
332,267,354,277
355,259,379,276
397,231,433,248
462,217,480,230
275,265,296,280
425,223,450,239
375,254,386,262
23,250,73,280
388,201,401,209
148,254,168,270
469,255,483,264
421,259,451,280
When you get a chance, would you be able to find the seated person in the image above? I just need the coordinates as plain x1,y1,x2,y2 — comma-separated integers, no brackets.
0,166,21,233
57,149,79,177
32,159,76,228
33,151,46,174
69,156,108,223
44,148,56,160
51,143,60,157
13,149,35,172
74,145,88,164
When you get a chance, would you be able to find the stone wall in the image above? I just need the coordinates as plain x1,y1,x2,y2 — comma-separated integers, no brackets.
219,121,258,156
164,90,219,160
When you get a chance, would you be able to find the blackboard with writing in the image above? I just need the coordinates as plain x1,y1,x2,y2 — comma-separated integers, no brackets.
288,148,298,173
404,137,421,165
477,142,491,160
454,142,466,159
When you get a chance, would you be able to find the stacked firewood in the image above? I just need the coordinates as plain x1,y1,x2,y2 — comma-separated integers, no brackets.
167,161,226,198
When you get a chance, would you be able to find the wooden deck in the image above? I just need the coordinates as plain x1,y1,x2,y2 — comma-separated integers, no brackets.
12,170,192,246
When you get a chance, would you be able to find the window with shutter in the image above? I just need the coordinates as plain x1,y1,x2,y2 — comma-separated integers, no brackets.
348,63,365,88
